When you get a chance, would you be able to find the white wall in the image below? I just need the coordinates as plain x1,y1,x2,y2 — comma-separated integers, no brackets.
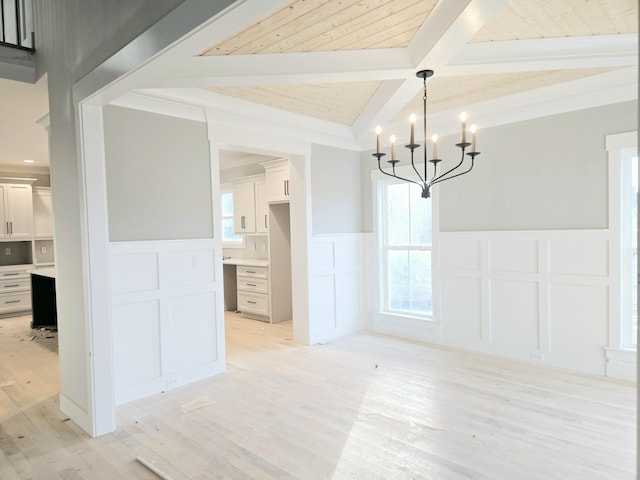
32,0,223,436
364,101,638,378
103,105,213,241
439,101,637,231
311,144,362,235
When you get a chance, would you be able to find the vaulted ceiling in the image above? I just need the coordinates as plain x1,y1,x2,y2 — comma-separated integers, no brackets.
133,0,637,151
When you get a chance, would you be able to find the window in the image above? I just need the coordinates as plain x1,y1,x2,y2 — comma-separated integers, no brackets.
621,148,638,348
221,189,244,247
381,180,433,317
607,131,637,350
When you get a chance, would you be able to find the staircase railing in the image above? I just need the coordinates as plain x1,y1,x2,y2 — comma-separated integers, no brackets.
0,0,33,51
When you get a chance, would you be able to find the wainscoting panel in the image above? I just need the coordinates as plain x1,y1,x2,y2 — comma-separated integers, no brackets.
110,239,224,405
436,230,627,378
489,240,538,273
309,235,364,344
112,300,162,389
439,239,481,271
489,279,539,350
441,276,482,348
109,252,158,295
549,239,609,277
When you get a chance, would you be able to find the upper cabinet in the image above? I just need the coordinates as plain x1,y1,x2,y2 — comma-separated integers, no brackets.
232,174,267,235
33,187,54,238
255,179,268,234
0,184,33,240
261,159,290,203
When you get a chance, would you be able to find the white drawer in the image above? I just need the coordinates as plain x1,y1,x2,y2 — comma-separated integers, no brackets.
236,265,268,279
0,277,30,292
0,292,31,312
237,291,269,316
0,269,28,280
237,276,268,294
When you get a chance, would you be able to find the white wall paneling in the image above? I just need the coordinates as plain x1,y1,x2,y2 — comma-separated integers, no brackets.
109,239,224,405
308,234,365,343
438,230,628,378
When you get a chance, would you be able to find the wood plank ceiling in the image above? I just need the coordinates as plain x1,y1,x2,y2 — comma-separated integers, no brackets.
196,0,637,128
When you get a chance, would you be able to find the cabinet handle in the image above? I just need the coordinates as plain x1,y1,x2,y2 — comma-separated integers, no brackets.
264,214,268,229
9,222,12,234
246,270,256,274
246,283,256,287
4,284,19,288
241,216,245,229
5,300,20,304
247,300,257,305
3,273,19,276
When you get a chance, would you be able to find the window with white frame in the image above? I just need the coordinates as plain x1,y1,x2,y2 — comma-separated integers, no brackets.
608,131,638,350
380,180,433,317
221,189,244,248
621,147,637,348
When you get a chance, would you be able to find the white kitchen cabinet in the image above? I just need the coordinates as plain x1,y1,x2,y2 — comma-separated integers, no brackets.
255,179,268,234
32,187,54,238
0,184,33,240
261,159,290,203
0,265,32,314
236,264,269,320
232,175,267,235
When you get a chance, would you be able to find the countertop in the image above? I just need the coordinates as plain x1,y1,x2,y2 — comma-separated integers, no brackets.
28,267,56,279
222,257,269,267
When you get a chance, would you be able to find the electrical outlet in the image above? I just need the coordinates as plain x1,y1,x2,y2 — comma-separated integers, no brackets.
4,248,10,256
167,377,181,388
192,254,200,267
41,246,47,254
530,352,544,362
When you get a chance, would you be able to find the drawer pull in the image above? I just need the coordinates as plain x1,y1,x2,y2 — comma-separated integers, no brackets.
5,300,20,304
4,284,19,288
245,270,256,274
246,283,257,287
3,273,19,276
247,300,257,305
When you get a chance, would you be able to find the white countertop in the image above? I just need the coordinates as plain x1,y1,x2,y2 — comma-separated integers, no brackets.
222,257,269,267
29,267,56,279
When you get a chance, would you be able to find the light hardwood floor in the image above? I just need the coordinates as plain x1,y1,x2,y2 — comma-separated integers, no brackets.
0,312,635,479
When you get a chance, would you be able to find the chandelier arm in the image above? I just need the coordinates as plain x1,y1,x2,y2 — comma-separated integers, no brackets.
377,160,424,189
428,148,467,186
430,156,475,187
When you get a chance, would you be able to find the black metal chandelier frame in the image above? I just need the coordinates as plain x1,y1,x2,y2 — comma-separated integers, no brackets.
373,69,480,199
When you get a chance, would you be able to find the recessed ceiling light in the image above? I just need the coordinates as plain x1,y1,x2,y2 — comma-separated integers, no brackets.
23,159,34,163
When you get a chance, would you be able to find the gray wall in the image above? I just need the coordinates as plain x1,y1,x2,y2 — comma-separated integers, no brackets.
311,144,362,234
104,105,213,241
361,100,638,232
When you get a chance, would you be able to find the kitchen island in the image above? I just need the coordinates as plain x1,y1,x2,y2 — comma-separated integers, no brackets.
29,268,57,330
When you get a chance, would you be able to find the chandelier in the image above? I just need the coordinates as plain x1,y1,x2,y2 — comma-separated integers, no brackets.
373,69,480,199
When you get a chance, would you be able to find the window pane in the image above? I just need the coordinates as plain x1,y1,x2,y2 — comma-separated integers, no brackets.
387,183,410,245
410,184,431,246
409,250,432,315
221,192,234,216
222,218,242,242
388,250,409,311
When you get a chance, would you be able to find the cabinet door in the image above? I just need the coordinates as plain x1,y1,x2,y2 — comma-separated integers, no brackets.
232,182,256,234
266,166,290,203
6,185,33,239
33,187,54,238
255,180,268,233
0,186,8,239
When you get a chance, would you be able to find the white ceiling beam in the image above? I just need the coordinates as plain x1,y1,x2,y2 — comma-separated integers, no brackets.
442,34,638,75
77,0,291,105
144,48,415,88
353,0,507,139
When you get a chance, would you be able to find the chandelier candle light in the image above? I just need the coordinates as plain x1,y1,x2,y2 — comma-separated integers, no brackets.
373,69,480,199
